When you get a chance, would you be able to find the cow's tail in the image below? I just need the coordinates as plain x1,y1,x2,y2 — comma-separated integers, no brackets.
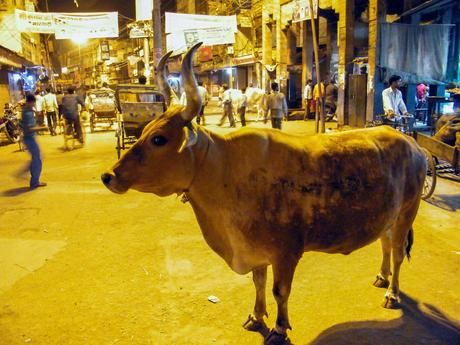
405,228,414,261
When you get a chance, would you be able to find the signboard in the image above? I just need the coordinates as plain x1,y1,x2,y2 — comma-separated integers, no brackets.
135,0,152,21
54,12,119,39
165,12,237,34
15,9,54,34
292,0,318,23
128,21,153,39
167,27,235,53
100,41,110,61
15,9,119,39
233,55,257,66
165,13,237,53
199,46,213,62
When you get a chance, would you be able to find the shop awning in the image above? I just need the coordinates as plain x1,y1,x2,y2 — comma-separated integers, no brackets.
0,45,34,69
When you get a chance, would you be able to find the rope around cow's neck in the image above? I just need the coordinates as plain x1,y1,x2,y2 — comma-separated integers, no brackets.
180,126,211,204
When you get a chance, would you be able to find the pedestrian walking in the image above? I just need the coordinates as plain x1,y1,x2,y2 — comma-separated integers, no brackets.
197,81,208,125
62,87,86,144
238,87,248,127
43,88,59,136
266,82,288,130
303,79,313,120
34,90,45,127
219,84,235,127
19,94,46,189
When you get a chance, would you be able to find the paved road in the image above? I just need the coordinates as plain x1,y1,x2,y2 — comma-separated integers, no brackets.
0,118,459,345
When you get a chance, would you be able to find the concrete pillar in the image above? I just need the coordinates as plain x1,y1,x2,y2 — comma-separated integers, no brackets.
302,21,313,87
366,0,385,122
337,0,355,126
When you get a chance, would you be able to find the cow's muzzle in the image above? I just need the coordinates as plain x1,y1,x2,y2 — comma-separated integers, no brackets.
101,172,128,194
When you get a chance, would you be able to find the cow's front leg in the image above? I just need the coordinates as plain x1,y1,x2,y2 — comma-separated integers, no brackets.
265,259,298,345
243,266,269,333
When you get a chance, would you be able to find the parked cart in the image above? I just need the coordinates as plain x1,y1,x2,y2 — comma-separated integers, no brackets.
86,89,118,133
414,132,459,200
115,84,165,158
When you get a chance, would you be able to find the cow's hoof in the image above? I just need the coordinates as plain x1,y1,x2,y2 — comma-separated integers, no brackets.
242,314,268,333
382,292,401,309
265,329,291,345
373,274,390,288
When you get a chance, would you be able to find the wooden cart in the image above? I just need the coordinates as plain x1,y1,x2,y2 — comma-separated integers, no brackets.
414,132,460,200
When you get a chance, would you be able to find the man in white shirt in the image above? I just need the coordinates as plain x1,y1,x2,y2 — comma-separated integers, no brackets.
197,81,208,125
43,87,59,135
218,84,235,127
303,79,313,120
34,90,44,127
382,75,415,132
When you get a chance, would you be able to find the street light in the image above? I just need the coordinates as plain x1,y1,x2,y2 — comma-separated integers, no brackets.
70,36,88,84
71,36,88,45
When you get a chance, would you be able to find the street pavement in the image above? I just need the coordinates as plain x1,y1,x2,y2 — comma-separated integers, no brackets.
0,114,459,345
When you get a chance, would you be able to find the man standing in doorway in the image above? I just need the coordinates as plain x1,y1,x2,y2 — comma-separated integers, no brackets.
62,87,86,144
266,82,288,130
43,87,59,136
303,79,313,120
197,81,208,125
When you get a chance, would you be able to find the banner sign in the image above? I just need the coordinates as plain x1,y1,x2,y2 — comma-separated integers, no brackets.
15,9,54,34
167,27,235,53
54,12,119,39
135,0,152,21
292,0,318,23
165,13,237,53
128,20,153,39
165,12,237,34
15,9,119,39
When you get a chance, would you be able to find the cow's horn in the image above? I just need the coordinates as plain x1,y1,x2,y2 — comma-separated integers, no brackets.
156,50,179,106
181,42,203,122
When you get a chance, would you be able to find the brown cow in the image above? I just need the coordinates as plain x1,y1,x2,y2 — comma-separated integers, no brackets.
102,43,426,344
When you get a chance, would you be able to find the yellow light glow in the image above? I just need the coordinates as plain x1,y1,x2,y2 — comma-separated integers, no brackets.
71,36,88,45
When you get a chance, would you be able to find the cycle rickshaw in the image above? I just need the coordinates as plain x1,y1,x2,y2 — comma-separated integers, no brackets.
115,84,165,158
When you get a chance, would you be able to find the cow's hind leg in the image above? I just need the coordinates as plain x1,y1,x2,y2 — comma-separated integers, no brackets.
382,223,414,309
265,259,298,345
373,231,392,288
243,266,269,333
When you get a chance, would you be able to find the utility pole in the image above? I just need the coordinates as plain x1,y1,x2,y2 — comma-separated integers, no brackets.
143,37,150,84
308,0,325,134
152,0,163,73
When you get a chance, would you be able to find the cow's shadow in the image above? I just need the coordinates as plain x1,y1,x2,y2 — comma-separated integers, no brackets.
307,292,460,345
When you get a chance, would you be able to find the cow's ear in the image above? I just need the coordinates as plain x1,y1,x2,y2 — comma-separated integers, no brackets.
178,123,198,153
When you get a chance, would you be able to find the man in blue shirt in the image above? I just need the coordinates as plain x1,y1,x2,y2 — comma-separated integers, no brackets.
20,94,46,189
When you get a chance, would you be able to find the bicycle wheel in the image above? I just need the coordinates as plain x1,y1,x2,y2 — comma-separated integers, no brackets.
421,148,436,200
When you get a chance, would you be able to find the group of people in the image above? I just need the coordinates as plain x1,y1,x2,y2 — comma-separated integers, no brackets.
219,82,289,130
19,85,88,190
303,78,338,121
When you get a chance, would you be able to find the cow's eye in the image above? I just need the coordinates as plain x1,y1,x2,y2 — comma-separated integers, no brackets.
151,135,168,146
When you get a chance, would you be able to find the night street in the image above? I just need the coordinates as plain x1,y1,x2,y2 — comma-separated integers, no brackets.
1,117,459,345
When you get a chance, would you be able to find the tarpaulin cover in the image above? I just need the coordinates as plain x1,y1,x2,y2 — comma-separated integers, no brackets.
378,23,454,82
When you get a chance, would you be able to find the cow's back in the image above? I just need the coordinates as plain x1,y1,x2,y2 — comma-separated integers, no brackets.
222,126,425,256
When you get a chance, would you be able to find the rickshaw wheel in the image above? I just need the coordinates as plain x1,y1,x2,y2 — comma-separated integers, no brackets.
421,148,436,200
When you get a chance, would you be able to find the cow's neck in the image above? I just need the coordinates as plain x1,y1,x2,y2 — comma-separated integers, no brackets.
186,127,225,203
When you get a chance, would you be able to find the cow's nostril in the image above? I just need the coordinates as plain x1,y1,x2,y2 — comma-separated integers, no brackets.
101,173,113,185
